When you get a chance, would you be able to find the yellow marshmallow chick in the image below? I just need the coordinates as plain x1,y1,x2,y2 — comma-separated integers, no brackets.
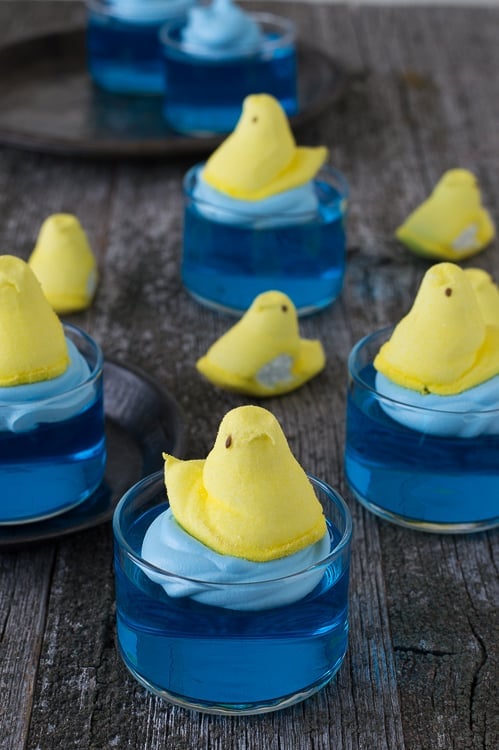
202,94,328,200
164,405,327,562
395,169,495,261
196,290,325,396
0,255,69,386
374,262,499,395
464,268,499,326
29,214,98,314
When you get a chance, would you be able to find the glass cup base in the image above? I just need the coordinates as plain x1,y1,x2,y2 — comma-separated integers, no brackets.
349,484,499,534
119,645,340,715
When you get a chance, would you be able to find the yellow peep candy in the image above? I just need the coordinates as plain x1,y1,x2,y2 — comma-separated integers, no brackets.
29,214,98,313
203,94,328,201
196,291,325,396
395,169,495,261
0,255,69,386
374,262,499,395
164,405,327,562
465,268,499,326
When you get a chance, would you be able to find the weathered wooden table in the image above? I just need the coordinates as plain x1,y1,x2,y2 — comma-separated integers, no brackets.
0,2,497,748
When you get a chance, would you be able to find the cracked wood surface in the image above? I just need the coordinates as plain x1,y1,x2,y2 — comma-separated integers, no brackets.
0,2,498,749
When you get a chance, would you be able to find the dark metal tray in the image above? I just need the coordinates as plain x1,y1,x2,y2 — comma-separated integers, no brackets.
0,360,186,547
0,28,345,158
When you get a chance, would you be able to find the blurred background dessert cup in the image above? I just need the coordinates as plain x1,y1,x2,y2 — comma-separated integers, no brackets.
159,0,298,134
86,0,194,94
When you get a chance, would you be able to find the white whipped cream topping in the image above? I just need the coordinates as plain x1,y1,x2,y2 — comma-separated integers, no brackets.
142,507,331,610
181,0,263,59
0,339,95,433
103,0,194,22
193,167,319,229
375,371,499,437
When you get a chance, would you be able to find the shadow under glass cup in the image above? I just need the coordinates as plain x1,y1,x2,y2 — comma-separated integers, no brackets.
86,0,194,95
159,12,298,134
344,327,499,533
0,324,106,524
113,471,352,715
181,164,349,317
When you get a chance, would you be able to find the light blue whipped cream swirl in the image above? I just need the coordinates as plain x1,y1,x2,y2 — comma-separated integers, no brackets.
181,0,263,58
193,167,319,229
0,339,95,433
103,0,194,22
141,507,331,610
375,371,499,438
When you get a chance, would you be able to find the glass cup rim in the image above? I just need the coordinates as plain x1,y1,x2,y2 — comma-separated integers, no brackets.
183,164,349,223
159,11,296,58
113,469,352,587
349,325,499,417
0,323,103,407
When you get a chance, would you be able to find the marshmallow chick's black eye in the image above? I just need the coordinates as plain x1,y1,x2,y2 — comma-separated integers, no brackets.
225,435,232,448
281,305,288,312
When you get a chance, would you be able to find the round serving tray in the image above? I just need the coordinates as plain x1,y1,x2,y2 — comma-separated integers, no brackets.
0,28,345,158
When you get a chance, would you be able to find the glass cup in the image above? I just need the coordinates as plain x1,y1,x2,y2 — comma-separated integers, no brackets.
181,164,348,317
113,471,352,714
344,327,499,533
159,13,298,134
0,324,106,524
86,0,194,95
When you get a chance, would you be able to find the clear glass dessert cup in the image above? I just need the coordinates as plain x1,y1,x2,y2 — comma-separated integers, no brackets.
344,327,499,533
159,13,298,134
86,0,194,95
181,164,348,317
113,471,352,715
0,324,106,525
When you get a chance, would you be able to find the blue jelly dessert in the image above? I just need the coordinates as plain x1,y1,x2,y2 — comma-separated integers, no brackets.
160,0,298,134
0,256,106,524
181,94,348,316
345,263,499,533
86,0,194,94
114,406,351,713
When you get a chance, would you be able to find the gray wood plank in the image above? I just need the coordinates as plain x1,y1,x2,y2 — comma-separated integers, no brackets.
0,3,496,750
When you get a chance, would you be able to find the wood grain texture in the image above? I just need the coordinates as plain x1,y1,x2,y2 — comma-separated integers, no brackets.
0,3,497,749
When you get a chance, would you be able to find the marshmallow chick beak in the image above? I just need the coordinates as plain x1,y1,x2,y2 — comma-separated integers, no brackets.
395,169,495,261
0,255,69,386
196,290,325,396
464,268,499,326
29,214,98,313
374,262,499,395
164,405,327,562
202,94,328,200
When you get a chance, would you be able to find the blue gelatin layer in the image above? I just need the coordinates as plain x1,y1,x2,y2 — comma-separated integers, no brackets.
182,177,346,316
115,507,349,710
87,12,165,94
0,388,106,524
345,364,499,527
161,29,298,133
